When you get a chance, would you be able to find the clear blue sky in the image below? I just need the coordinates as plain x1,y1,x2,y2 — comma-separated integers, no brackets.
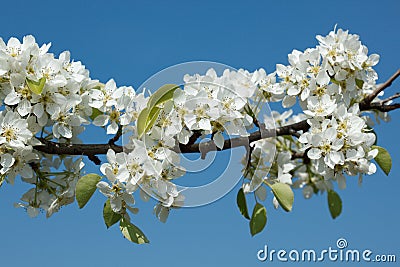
0,1,399,266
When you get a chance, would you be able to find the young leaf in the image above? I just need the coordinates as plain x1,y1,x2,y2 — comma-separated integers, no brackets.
103,199,122,228
372,145,392,176
270,183,294,212
75,173,102,209
355,78,364,89
137,107,149,138
136,84,179,138
90,107,103,121
327,190,342,219
120,218,149,244
147,84,180,109
145,107,161,132
249,203,267,236
236,188,250,220
26,77,46,95
136,107,161,138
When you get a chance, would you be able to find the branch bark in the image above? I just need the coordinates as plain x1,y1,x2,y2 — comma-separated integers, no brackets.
359,69,400,110
34,139,123,159
32,69,400,163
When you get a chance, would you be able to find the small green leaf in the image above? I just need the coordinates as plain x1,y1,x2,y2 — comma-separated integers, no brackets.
90,107,103,121
236,188,250,220
147,84,180,109
355,78,364,89
137,107,149,138
26,77,46,95
270,183,294,212
103,199,122,228
249,203,267,236
145,107,161,132
120,218,149,244
137,107,161,138
372,145,392,176
327,190,342,219
137,84,179,138
75,173,101,209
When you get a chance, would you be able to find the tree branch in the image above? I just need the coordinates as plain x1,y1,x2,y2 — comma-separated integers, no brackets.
359,69,400,110
367,103,400,112
381,92,400,104
34,138,123,163
32,69,400,161
108,125,123,145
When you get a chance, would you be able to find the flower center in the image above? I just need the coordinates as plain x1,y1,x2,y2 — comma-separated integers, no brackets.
109,110,120,121
2,127,17,142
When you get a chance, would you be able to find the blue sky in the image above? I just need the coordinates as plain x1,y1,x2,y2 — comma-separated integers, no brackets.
0,0,399,266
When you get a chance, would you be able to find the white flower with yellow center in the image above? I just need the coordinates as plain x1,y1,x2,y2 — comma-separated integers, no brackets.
96,180,135,212
304,95,336,117
0,110,32,148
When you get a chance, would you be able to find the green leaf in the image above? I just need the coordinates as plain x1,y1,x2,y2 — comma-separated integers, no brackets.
236,188,250,220
146,107,161,132
90,107,103,121
136,107,161,138
327,190,342,219
137,107,149,138
26,77,46,95
249,203,267,236
147,84,180,109
372,145,392,176
270,183,294,212
355,78,364,89
120,218,149,244
137,84,179,138
75,173,101,209
103,199,122,228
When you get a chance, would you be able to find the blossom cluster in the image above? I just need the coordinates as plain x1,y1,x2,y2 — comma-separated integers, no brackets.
244,28,384,205
0,35,141,216
0,28,389,225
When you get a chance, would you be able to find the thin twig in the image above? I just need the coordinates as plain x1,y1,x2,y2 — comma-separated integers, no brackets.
108,125,123,145
243,144,255,178
381,92,400,104
360,69,400,109
88,155,102,165
367,103,400,112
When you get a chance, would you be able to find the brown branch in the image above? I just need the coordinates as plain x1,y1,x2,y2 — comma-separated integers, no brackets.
381,92,400,104
359,69,400,110
35,126,124,165
187,130,203,146
108,125,123,145
88,155,102,165
34,138,123,160
33,120,309,159
177,119,310,154
367,103,400,112
32,70,400,161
